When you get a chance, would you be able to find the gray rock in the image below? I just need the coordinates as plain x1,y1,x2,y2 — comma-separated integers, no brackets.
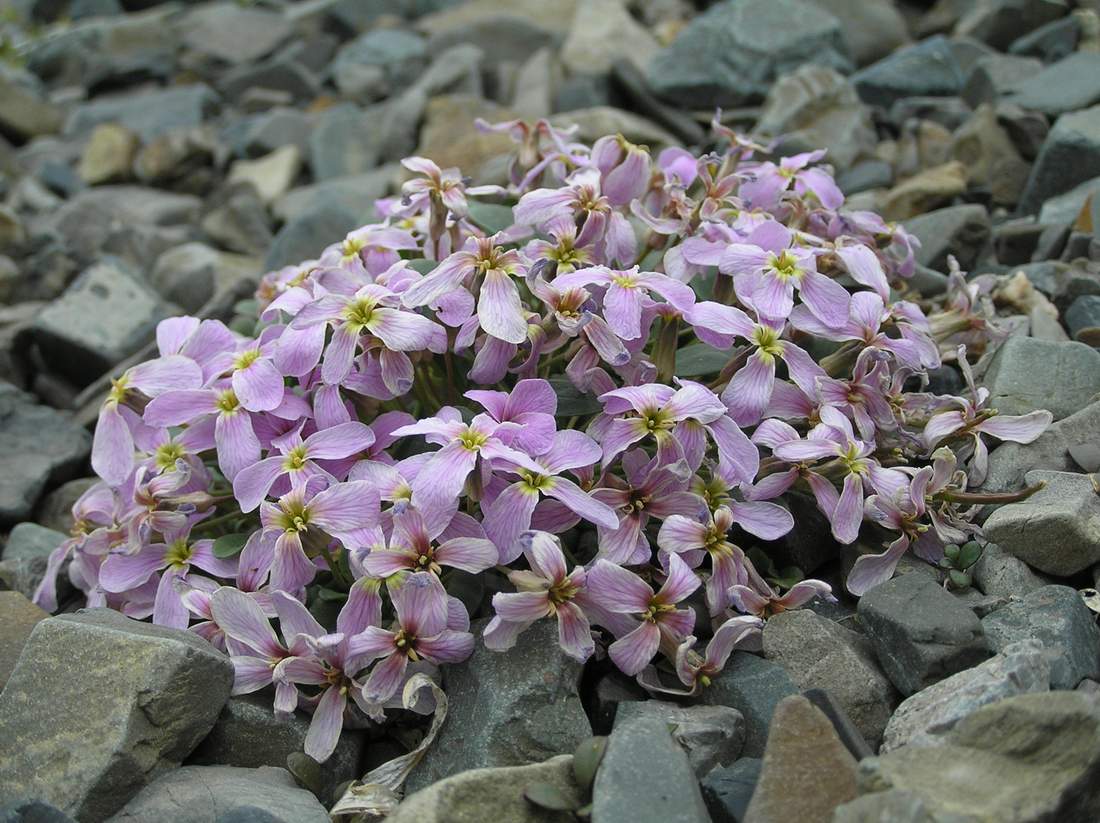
560,0,659,75
264,201,361,271
387,755,583,823
762,610,898,749
592,715,710,823
405,618,590,792
106,766,328,823
981,336,1100,420
227,145,302,205
232,108,313,159
308,104,379,181
0,70,63,142
700,758,761,823
0,609,234,821
32,258,175,385
0,522,66,601
983,470,1100,576
646,0,852,108
698,652,800,757
857,574,990,697
1009,13,1080,62
615,701,745,777
904,204,991,272
188,693,363,804
36,477,96,534
1038,175,1100,226
179,2,292,65
837,159,893,195
1003,52,1100,118
982,585,1100,689
955,0,1069,51
962,53,1043,107
880,640,1051,752
852,36,966,109
150,242,223,313
952,104,1032,208
218,54,320,103
201,185,273,257
0,799,75,823
1066,294,1100,343
972,542,1047,598
0,591,48,690
855,691,1100,822
331,28,427,101
803,0,909,65
273,166,398,224
744,696,860,822
832,790,965,823
0,385,91,526
65,85,219,142
1020,104,1100,215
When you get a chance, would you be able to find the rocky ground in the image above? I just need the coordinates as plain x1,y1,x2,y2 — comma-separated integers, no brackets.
2,0,1100,821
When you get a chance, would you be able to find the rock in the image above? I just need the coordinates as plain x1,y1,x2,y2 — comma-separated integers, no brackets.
0,799,75,823
952,105,1032,207
560,0,659,75
981,585,1100,689
232,108,313,159
880,640,1051,752
0,385,91,526
1038,175,1100,226
803,0,909,65
201,185,273,257
78,123,139,186
0,522,66,601
1003,52,1100,118
903,204,991,272
614,701,745,776
981,336,1100,420
106,766,328,823
31,258,175,385
274,165,398,224
743,695,858,823
1009,13,1080,61
962,54,1043,107
698,652,800,757
856,691,1100,822
0,609,233,820
308,104,379,182
592,715,710,823
417,0,574,66
36,477,97,534
700,758,761,823
857,574,990,697
762,610,897,749
852,36,966,110
264,201,361,270
151,243,258,314
406,618,590,792
1066,294,1100,343
1020,105,1100,216
0,591,48,690
880,161,968,221
551,107,678,150
188,693,363,804
415,94,518,183
755,66,876,170
0,70,63,142
227,145,301,205
646,0,852,108
889,96,973,132
388,755,583,823
330,28,427,101
218,54,320,103
972,543,1047,598
955,0,1069,51
179,2,292,65
66,85,219,142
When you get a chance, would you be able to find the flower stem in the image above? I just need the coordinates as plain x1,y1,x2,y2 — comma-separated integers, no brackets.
939,481,1046,505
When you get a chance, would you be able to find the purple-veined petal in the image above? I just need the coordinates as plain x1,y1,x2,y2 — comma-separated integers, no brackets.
544,477,619,530
391,572,449,637
492,590,551,623
656,515,707,555
604,282,644,341
153,569,189,629
416,629,475,664
557,600,595,661
144,389,217,427
832,472,865,545
525,530,568,582
310,481,380,534
211,586,284,657
729,500,794,540
92,402,134,486
272,590,325,647
99,546,166,593
977,410,1052,444
656,552,701,605
363,651,409,703
234,358,285,412
723,351,775,426
479,269,528,344
215,411,260,481
230,655,275,694
436,536,498,573
797,269,851,329
322,324,359,386
305,421,376,459
586,560,653,613
304,686,346,763
233,456,286,513
609,620,661,675
846,535,910,596
482,481,540,563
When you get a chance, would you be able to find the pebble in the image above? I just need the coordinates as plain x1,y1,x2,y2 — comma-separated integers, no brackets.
65,85,219,142
227,144,302,205
852,36,966,109
1020,104,1100,215
77,123,139,185
264,201,361,271
700,758,761,823
614,700,745,777
179,3,292,65
904,204,992,271
698,652,800,757
0,521,67,601
981,336,1100,420
0,591,49,690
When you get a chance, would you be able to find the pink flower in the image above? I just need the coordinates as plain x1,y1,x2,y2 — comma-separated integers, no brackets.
675,614,763,690
360,507,498,578
552,265,696,341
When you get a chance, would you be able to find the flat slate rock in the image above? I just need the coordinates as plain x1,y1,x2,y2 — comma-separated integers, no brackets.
698,652,800,757
980,336,1100,421
614,700,745,777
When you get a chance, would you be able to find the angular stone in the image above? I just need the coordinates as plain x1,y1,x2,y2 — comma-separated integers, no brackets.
0,71,63,141
904,204,991,272
852,36,966,109
308,104,379,181
982,585,1100,689
0,609,234,821
32,258,175,384
264,201,361,271
615,701,745,777
804,0,910,65
201,185,273,257
1020,104,1100,215
416,95,517,183
0,385,91,526
227,144,301,205
560,0,659,75
1066,294,1100,342
65,85,219,142
1003,52,1100,118
0,522,66,602
762,610,897,749
218,55,320,103
78,123,138,185
1009,12,1080,61
646,0,852,108
962,53,1043,107
592,715,710,823
857,692,1100,822
981,336,1100,420
273,166,398,224
881,640,1050,752
188,693,363,804
0,591,48,690
405,618,590,792
983,470,1100,576
151,242,257,315
700,758,761,823
744,695,858,823
857,574,990,697
388,755,582,823
418,0,574,66
972,542,1047,598
331,28,425,101
0,799,75,823
698,652,800,757
956,0,1069,51
179,2,292,65
880,161,968,222
107,766,328,823
232,108,313,159
952,105,1032,208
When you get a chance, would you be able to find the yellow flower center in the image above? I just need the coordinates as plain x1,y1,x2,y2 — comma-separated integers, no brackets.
458,428,489,451
234,349,262,370
752,325,784,358
344,296,377,329
283,445,308,472
108,374,130,405
216,389,240,414
154,442,186,471
164,538,193,568
769,250,803,282
519,471,554,493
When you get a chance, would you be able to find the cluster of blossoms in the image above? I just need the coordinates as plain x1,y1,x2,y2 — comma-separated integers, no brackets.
38,118,1052,762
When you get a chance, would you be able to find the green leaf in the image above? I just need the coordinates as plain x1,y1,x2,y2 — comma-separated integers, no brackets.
466,201,516,235
957,541,982,570
233,298,260,318
948,569,972,590
550,377,602,417
407,258,438,275
212,533,250,559
676,343,730,377
286,752,325,798
316,587,348,602
573,736,608,791
524,782,577,812
771,565,805,590
943,543,960,561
